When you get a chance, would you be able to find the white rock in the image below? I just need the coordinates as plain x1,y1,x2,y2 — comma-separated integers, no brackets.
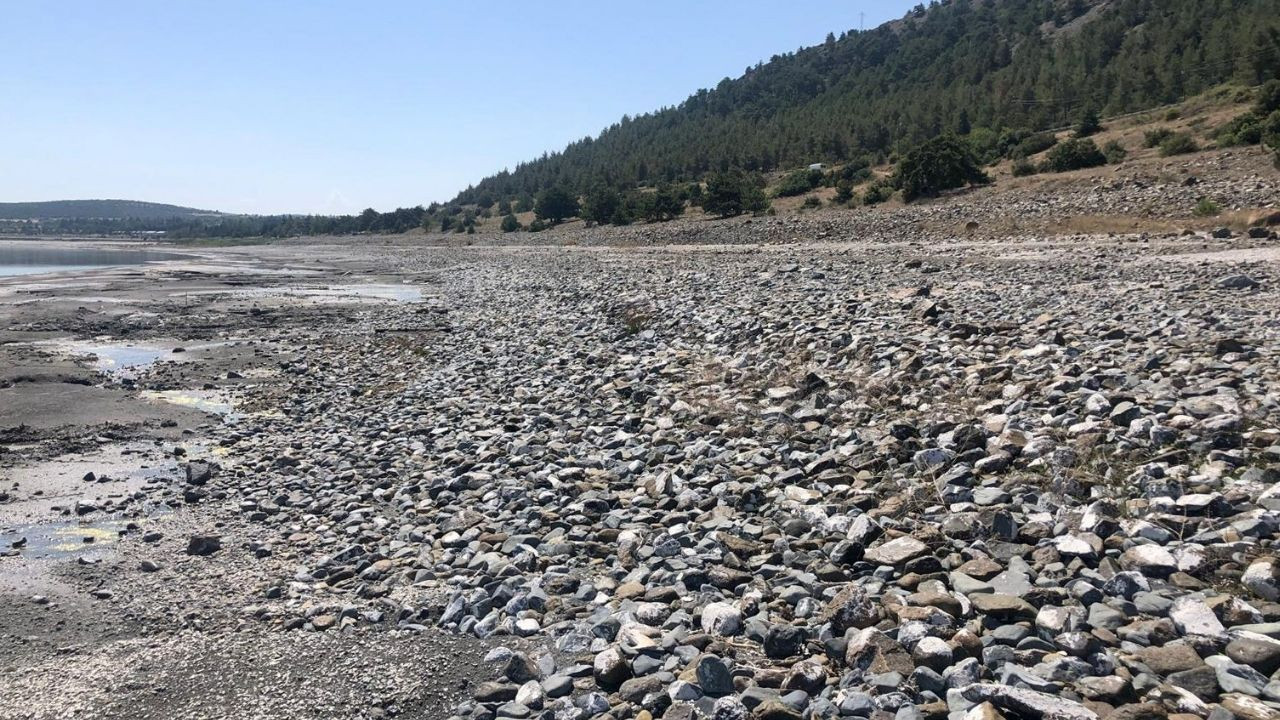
1169,596,1227,639
960,683,1098,720
515,680,544,708
701,601,742,636
865,536,928,566
1119,545,1177,574
1243,559,1280,602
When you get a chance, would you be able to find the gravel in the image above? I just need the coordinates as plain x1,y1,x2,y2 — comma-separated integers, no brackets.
4,163,1280,719
195,224,1280,720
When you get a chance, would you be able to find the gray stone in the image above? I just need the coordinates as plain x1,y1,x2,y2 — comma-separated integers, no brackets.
1169,596,1227,639
960,683,1098,720
701,602,742,636
1215,274,1260,290
1119,545,1177,576
1243,560,1280,602
865,536,929,566
1226,635,1280,676
592,646,630,688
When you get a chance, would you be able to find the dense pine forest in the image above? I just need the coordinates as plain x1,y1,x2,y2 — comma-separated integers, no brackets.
453,0,1279,205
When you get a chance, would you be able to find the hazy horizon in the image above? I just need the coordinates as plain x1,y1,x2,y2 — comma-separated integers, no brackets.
2,1,918,216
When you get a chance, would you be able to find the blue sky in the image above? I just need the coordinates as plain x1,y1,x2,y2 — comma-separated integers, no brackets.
1,1,919,215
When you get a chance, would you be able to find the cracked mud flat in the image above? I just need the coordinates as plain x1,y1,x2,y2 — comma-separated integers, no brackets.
0,210,1278,720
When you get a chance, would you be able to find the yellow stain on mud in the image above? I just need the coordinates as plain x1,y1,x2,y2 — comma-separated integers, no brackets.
141,390,233,415
49,525,119,552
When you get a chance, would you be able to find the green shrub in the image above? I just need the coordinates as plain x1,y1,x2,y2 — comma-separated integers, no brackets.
967,126,1003,165
1074,108,1102,138
894,134,990,201
534,187,580,224
527,218,548,232
834,180,855,204
841,166,872,184
1102,140,1128,164
1264,110,1280,169
1164,109,1182,121
703,170,769,217
831,157,873,185
996,128,1029,157
609,206,634,226
685,182,704,207
1143,128,1175,148
1256,79,1280,116
1011,159,1038,177
631,185,684,222
1044,138,1107,172
775,168,823,197
802,195,822,208
863,181,894,205
1215,113,1264,147
1159,132,1199,156
1011,132,1059,159
1194,198,1221,217
582,186,622,226
500,214,521,232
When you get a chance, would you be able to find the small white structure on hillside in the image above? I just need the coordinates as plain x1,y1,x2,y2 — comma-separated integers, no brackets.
808,163,826,171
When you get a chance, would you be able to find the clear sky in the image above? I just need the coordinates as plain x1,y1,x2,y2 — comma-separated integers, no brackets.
1,1,919,215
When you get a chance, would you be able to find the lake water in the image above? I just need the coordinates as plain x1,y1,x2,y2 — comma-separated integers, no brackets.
0,242,184,277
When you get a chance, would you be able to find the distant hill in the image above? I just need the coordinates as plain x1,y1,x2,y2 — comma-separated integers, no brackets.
0,199,218,220
453,0,1280,205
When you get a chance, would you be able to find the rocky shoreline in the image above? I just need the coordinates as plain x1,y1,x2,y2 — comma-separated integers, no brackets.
1,221,1279,720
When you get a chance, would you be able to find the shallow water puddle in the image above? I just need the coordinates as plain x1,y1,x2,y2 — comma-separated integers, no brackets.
76,343,169,373
1,513,174,560
32,338,171,375
35,338,238,377
142,389,235,416
326,284,423,302
180,283,423,304
0,443,179,559
2,519,128,557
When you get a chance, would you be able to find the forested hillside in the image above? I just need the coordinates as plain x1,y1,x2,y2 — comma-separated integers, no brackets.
453,0,1280,205
0,199,214,220
0,206,429,239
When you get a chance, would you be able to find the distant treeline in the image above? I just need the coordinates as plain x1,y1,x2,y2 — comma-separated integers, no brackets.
0,199,213,221
0,205,431,239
